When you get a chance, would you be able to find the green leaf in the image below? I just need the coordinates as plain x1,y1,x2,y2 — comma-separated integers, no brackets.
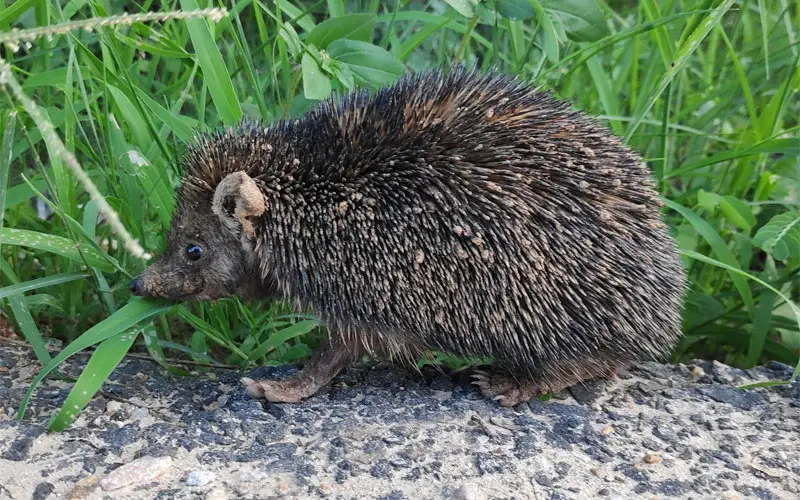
332,61,355,90
0,0,38,29
48,328,141,431
82,199,100,241
327,0,345,18
306,14,377,49
302,51,332,100
279,24,302,57
246,319,319,361
0,110,16,239
679,249,800,385
719,196,756,233
667,137,799,178
529,0,560,63
497,0,535,20
0,228,117,272
16,298,176,422
5,178,47,209
663,199,755,318
0,272,89,301
179,0,242,124
747,289,777,368
683,291,726,326
752,211,800,261
24,293,64,314
444,0,477,18
696,189,720,212
623,0,737,142
542,0,610,42
5,294,52,368
327,40,405,88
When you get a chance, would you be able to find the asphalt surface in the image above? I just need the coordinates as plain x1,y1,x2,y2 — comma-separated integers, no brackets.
0,341,798,499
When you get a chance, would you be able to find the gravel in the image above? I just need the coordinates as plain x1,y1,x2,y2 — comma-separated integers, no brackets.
0,341,798,499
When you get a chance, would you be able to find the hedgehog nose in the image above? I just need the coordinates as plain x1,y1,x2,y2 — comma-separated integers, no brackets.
128,277,143,296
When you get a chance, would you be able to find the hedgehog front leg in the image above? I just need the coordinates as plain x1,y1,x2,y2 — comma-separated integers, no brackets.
241,337,361,403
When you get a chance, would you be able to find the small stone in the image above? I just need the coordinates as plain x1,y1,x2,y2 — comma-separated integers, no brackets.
186,470,216,487
451,484,480,500
206,487,229,500
691,366,705,377
602,425,614,435
591,467,612,481
32,482,54,500
106,401,123,414
130,407,150,421
643,453,662,464
99,456,173,491
67,475,99,500
533,472,555,486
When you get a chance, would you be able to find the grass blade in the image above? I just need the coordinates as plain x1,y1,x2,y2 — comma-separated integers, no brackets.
679,249,800,384
5,294,52,367
179,0,242,124
0,228,117,272
623,0,736,142
48,328,141,431
16,298,175,420
663,199,755,317
0,272,89,300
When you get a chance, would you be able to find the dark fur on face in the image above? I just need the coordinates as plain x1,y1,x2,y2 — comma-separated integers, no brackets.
129,197,260,302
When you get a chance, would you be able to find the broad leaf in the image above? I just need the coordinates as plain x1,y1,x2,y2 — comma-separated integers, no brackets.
302,51,333,100
543,0,609,42
327,40,405,88
306,14,377,49
719,196,756,233
752,211,800,261
444,0,477,18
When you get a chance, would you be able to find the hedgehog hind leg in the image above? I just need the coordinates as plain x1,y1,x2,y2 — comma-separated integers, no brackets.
471,356,629,407
241,336,362,403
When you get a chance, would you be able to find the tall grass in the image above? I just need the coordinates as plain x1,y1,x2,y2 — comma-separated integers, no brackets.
1,0,798,429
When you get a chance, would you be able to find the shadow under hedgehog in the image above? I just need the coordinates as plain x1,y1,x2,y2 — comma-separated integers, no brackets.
129,67,686,407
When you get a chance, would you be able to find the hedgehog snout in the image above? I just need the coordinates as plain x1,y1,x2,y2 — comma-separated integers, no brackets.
128,276,144,296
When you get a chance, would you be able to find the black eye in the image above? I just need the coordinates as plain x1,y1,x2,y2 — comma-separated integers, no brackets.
186,244,203,261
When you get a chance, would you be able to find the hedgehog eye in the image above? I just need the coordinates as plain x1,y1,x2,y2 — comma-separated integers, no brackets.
185,244,204,261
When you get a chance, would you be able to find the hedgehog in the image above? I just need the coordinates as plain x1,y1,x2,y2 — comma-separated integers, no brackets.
129,68,686,407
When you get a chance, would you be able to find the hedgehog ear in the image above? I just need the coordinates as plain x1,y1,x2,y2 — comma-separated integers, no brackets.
212,171,266,240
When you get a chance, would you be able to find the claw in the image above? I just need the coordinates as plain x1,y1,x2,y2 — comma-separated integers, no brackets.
240,377,266,399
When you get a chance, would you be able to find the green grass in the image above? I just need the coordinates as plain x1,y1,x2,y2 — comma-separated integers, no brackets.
1,0,798,429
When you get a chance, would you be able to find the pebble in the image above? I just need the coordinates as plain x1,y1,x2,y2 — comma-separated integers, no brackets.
186,470,216,487
205,487,229,500
106,401,123,414
643,453,662,464
67,475,99,500
452,484,480,500
99,456,173,491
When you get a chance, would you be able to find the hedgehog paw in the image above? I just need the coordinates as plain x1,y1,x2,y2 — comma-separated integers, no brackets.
241,376,317,403
470,371,549,407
